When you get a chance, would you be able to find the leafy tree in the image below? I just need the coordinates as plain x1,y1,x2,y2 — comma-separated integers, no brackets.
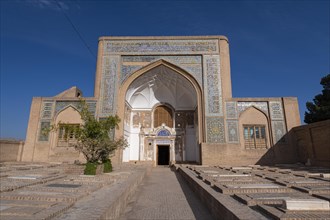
304,74,330,124
50,101,128,173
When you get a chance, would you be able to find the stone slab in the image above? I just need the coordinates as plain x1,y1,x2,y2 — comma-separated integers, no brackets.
231,167,253,170
284,199,330,211
226,183,281,189
7,176,38,180
322,173,330,178
0,206,45,216
201,170,219,174
0,206,11,211
217,174,251,177
46,183,82,188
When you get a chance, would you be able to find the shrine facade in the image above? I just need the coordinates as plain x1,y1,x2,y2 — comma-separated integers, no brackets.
22,36,301,166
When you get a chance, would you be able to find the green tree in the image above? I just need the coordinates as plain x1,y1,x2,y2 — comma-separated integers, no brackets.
304,74,330,124
52,101,128,174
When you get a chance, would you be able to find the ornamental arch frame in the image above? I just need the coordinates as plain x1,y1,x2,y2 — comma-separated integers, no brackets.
116,59,205,143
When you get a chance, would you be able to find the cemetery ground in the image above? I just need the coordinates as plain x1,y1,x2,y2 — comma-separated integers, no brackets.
0,162,329,220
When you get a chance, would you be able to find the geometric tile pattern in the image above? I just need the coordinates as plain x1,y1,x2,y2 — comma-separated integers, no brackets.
226,120,239,143
100,56,119,116
38,121,51,142
237,102,268,115
203,55,223,116
225,102,237,119
39,101,52,141
54,101,97,116
206,117,225,143
120,55,203,85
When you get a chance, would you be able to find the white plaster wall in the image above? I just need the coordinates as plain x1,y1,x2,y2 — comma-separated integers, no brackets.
126,66,197,110
129,128,140,160
185,127,197,161
123,146,130,162
123,129,130,162
175,147,182,162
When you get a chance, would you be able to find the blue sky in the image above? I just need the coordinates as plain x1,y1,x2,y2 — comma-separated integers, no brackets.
1,0,329,139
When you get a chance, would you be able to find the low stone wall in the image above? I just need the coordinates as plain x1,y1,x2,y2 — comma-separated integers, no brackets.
0,139,24,162
176,165,267,220
56,164,153,220
292,119,330,167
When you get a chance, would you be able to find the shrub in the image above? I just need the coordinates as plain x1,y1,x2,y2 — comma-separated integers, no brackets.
103,159,112,173
84,162,98,175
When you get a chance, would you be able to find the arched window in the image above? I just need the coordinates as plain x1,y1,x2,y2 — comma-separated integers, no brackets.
157,129,171,136
243,125,267,149
153,105,173,128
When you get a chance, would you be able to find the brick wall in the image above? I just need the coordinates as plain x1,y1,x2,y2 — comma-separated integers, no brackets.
292,119,330,167
0,139,24,162
201,120,330,167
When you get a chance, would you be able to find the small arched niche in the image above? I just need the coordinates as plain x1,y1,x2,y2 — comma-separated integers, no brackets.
52,106,83,147
55,106,82,125
239,106,270,149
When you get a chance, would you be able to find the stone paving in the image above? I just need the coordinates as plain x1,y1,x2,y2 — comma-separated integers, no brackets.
185,164,330,219
1,162,330,219
0,162,149,220
120,166,214,220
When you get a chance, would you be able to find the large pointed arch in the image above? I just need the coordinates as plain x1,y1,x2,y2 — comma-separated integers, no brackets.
117,59,205,143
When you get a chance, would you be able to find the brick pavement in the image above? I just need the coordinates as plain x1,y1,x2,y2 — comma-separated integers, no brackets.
183,164,330,219
120,167,214,220
0,162,150,220
2,163,329,219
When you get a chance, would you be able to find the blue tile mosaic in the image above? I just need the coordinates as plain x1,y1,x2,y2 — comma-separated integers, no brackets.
206,117,225,143
103,39,219,55
120,55,203,86
100,56,119,116
203,55,223,116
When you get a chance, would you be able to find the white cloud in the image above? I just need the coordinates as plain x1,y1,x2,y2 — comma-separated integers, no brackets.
24,0,70,11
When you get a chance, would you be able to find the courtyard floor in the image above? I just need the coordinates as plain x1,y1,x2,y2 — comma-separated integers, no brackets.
119,167,214,220
0,162,329,219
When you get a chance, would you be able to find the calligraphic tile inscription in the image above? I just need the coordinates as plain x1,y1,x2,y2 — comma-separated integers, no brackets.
104,39,219,55
269,101,284,120
41,101,54,119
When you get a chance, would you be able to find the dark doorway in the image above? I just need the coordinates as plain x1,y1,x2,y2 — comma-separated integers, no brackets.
157,145,170,165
